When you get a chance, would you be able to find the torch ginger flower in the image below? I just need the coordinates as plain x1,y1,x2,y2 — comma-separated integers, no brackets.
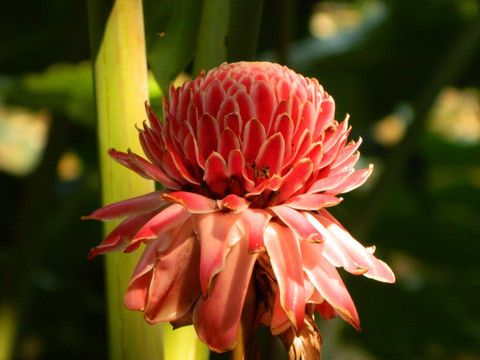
85,61,395,356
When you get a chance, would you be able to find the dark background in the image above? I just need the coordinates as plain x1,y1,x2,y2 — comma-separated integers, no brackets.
1,0,479,359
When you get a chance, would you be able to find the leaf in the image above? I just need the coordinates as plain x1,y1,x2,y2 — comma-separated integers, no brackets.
192,0,229,76
3,62,95,129
143,0,204,94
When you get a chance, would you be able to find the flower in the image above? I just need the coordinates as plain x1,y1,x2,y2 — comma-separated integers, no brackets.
85,61,395,354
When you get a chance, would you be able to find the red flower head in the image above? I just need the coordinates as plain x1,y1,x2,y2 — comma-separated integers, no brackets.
85,61,395,354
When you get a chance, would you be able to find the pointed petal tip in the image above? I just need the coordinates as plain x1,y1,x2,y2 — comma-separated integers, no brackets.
107,147,121,158
87,248,98,260
87,245,120,260
144,100,151,112
364,259,396,283
334,303,361,332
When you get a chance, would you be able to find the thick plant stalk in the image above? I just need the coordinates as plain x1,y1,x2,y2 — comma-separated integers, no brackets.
87,1,163,359
88,2,209,359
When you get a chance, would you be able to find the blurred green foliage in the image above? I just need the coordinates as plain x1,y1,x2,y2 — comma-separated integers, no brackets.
4,63,96,129
0,0,479,359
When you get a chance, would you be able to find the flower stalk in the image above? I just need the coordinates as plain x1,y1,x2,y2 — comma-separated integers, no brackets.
87,0,163,358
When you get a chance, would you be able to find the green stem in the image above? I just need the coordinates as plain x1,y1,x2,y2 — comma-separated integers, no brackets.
88,1,163,359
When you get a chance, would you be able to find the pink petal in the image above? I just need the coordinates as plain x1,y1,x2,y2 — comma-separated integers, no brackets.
234,90,255,124
193,212,243,296
293,82,307,103
289,94,303,133
177,87,193,127
88,211,158,259
275,77,292,102
304,275,324,304
187,103,199,134
317,133,349,172
313,98,335,139
270,289,291,335
305,142,324,169
282,194,342,210
227,149,255,193
142,224,202,323
302,212,351,271
273,113,294,160
224,112,242,137
193,237,258,352
239,208,271,252
124,240,157,311
204,152,229,197
107,149,152,179
246,175,282,197
218,128,241,162
217,98,240,130
129,204,191,247
264,222,305,331
284,129,316,168
238,74,254,92
226,81,246,97
242,119,266,164
270,205,323,242
145,102,162,134
161,191,218,213
296,101,316,139
314,210,395,283
307,170,355,194
162,146,201,185
254,133,285,176
83,190,166,221
324,165,374,195
300,240,360,330
183,133,206,170
327,151,360,178
217,194,250,213
137,123,163,168
276,158,314,203
161,149,188,185
166,85,180,119
205,81,226,118
323,118,349,154
251,80,275,129
315,301,338,321
192,88,205,116
126,149,184,188
331,138,362,168
271,100,288,126
197,113,220,158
